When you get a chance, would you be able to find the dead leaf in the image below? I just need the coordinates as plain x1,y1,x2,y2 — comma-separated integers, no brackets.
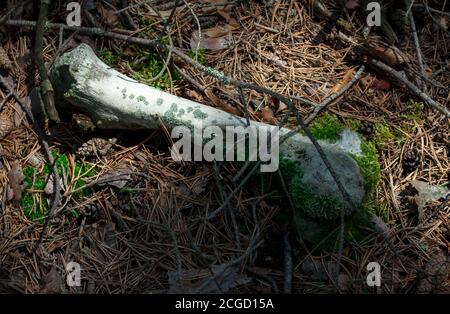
345,0,360,9
372,78,391,91
168,263,250,294
190,24,236,51
411,180,449,221
217,9,239,27
96,3,118,26
39,267,63,294
417,251,450,293
7,162,24,203
96,165,133,189
191,177,207,196
367,43,409,68
27,152,44,168
14,100,27,127
261,106,275,123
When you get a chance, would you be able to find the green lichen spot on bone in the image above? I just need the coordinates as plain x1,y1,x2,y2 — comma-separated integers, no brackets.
129,94,135,100
170,103,178,112
177,109,185,117
193,109,208,120
121,87,127,99
156,98,164,106
187,107,193,113
137,96,146,102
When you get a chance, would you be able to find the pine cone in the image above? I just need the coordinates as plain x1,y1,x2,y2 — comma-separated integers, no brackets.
0,111,14,139
403,147,420,172
359,121,374,138
0,46,12,70
77,138,117,157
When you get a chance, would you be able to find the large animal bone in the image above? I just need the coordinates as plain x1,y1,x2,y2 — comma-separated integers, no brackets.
50,44,366,219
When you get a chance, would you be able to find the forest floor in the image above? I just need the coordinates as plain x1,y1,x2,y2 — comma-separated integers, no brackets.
0,0,449,293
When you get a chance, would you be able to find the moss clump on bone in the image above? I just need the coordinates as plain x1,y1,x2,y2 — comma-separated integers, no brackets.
277,156,373,250
98,45,180,90
307,113,381,199
307,113,345,141
278,113,382,247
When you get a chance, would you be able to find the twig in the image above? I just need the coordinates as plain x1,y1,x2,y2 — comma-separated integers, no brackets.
370,59,450,118
181,0,202,62
0,74,62,252
405,0,426,90
34,0,59,122
0,0,30,26
254,22,280,34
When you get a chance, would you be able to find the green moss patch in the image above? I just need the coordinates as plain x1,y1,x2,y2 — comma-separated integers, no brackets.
187,48,207,65
21,151,97,222
308,113,345,141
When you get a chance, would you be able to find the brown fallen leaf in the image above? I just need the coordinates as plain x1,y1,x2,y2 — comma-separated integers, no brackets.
7,162,24,203
96,165,133,189
190,30,232,51
39,267,63,294
345,0,360,9
13,100,27,127
96,3,118,27
261,106,275,123
367,42,409,68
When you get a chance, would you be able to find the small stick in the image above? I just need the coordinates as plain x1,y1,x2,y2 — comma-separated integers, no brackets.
34,0,60,122
370,59,450,118
405,0,426,90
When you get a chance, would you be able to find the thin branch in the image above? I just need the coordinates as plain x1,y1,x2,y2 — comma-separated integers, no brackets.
34,0,59,122
405,0,426,90
0,0,30,26
370,59,450,118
